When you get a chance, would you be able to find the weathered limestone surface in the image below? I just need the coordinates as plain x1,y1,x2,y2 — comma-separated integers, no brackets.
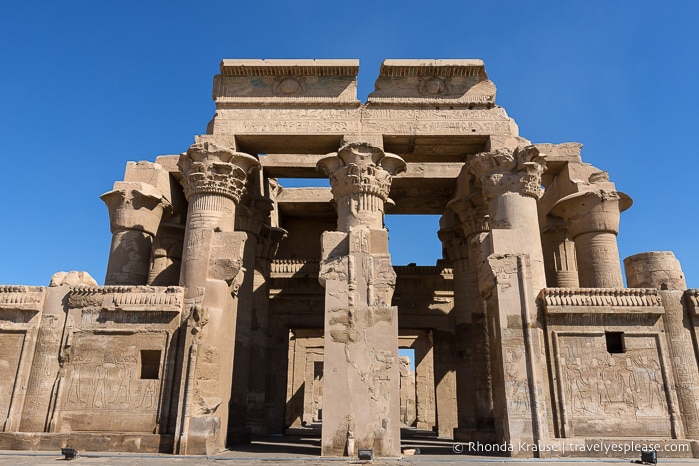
2,57,699,459
317,142,406,457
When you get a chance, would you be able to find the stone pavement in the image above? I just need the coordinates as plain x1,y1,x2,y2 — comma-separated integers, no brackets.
1,436,697,466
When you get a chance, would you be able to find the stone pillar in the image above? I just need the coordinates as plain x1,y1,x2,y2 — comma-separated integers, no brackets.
226,195,269,444
317,142,406,457
444,195,495,442
625,252,699,439
413,331,437,431
174,141,259,455
266,322,291,434
101,182,168,285
148,221,185,286
552,190,629,288
438,218,475,439
468,146,550,456
398,356,417,426
432,329,459,438
247,225,286,435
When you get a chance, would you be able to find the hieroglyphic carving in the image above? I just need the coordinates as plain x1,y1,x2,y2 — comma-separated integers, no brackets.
19,315,62,432
504,346,531,415
214,75,357,102
556,334,671,437
58,333,165,432
0,333,24,430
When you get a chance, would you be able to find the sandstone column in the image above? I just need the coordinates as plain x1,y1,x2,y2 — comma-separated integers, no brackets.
541,217,579,288
412,331,437,431
469,146,547,293
317,142,406,457
552,190,628,288
443,195,494,442
226,195,268,444
438,216,475,439
148,220,185,286
468,146,550,455
101,182,169,285
174,141,259,454
247,224,286,435
625,252,699,439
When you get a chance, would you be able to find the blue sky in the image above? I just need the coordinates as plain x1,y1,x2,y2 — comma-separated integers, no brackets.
0,1,697,288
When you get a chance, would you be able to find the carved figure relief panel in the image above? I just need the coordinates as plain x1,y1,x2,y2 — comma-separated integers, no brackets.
0,332,24,430
555,333,672,438
57,333,167,433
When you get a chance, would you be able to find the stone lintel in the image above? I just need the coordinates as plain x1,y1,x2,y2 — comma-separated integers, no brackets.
277,178,457,216
220,59,359,77
261,154,463,179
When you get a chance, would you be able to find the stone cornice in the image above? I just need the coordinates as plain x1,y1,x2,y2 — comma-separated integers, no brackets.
0,286,45,314
67,285,184,313
220,59,359,77
542,287,664,314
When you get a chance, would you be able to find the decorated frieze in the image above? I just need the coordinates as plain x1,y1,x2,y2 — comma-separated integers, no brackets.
542,288,664,314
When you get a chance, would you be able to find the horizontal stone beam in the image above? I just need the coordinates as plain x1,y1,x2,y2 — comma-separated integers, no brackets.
261,154,463,179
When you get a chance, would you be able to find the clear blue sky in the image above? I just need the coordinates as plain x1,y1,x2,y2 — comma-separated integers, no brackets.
1,1,697,288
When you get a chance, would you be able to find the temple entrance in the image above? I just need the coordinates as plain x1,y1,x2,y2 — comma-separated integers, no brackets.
283,329,445,436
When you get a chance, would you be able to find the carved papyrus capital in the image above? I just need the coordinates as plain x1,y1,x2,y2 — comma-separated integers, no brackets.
468,145,545,199
178,141,259,203
101,182,169,235
317,142,406,230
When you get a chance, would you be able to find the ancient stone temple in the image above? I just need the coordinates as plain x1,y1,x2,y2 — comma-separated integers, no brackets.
1,58,698,458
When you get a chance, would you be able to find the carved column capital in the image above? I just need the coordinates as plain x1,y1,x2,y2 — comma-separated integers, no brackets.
446,197,490,239
178,141,260,202
317,142,406,231
468,145,546,199
437,227,468,273
256,225,287,261
235,195,273,236
101,182,169,236
551,189,632,238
